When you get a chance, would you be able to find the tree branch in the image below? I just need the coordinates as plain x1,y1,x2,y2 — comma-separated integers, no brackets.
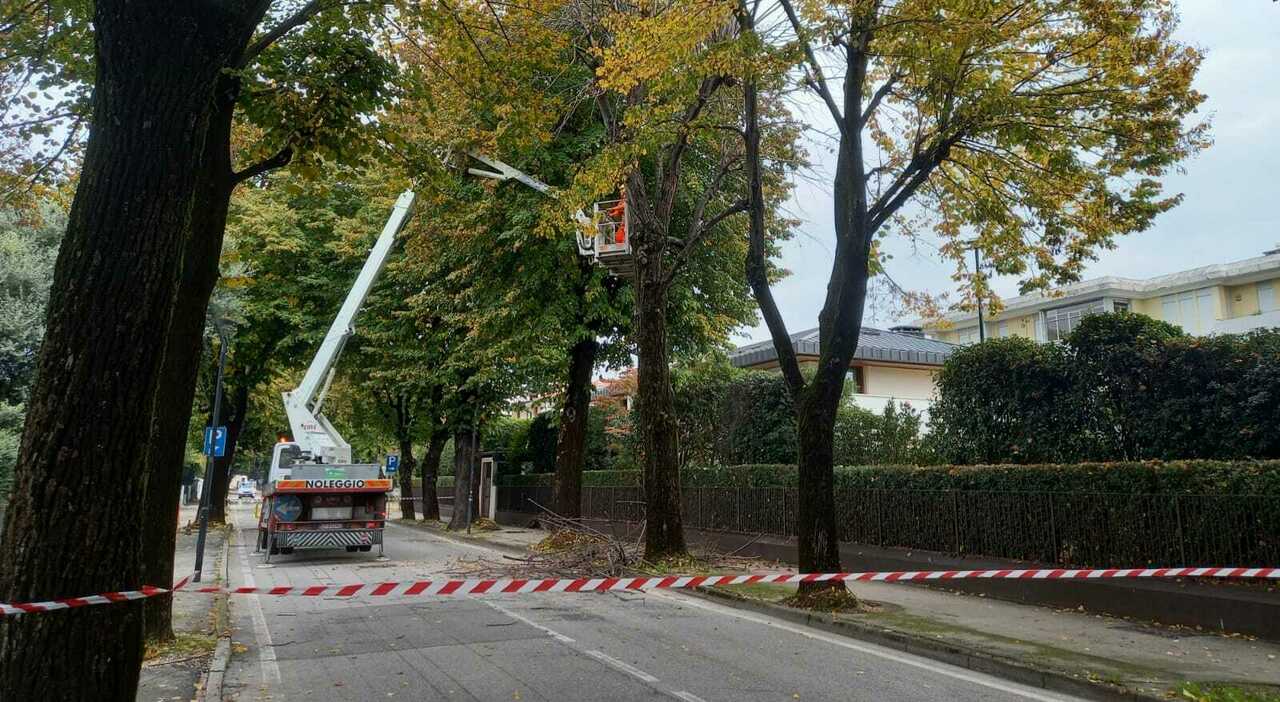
778,0,844,131
231,145,294,184
238,0,328,68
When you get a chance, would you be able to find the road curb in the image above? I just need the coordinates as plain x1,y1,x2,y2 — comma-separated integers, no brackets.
199,526,234,702
684,585,1163,702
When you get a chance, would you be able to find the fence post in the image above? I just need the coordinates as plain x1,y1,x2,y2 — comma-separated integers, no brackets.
1174,495,1187,565
736,487,743,532
875,489,884,547
1048,494,1060,565
951,490,961,556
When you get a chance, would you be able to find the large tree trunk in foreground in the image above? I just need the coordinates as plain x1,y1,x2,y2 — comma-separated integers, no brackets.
553,339,597,518
420,431,446,521
633,256,685,560
397,437,417,521
446,427,479,531
0,3,258,697
141,84,239,643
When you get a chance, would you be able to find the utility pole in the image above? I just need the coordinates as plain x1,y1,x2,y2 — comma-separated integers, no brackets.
974,247,986,342
193,321,230,583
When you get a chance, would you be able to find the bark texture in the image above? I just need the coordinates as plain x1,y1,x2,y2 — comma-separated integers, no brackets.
0,3,266,697
420,431,446,521
630,207,685,560
446,427,479,531
552,339,597,518
396,434,418,522
141,81,239,642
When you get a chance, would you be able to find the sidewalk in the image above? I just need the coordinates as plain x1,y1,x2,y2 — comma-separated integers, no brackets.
443,519,1280,701
136,505,229,702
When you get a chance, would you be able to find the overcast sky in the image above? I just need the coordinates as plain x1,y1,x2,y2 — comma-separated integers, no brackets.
736,1,1280,343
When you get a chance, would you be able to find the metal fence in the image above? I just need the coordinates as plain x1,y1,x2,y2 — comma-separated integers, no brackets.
487,485,1279,569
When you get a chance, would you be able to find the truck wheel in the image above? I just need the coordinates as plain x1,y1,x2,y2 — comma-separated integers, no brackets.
358,545,372,552
268,534,280,555
257,529,267,550
280,547,295,555
345,545,358,553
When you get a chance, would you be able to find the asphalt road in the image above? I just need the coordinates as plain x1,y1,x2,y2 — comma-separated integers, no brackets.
218,504,1084,702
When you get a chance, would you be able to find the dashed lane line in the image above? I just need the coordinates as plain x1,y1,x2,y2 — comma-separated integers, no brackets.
584,649,662,684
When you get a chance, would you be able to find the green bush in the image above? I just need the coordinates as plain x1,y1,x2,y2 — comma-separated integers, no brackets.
496,460,1280,496
929,314,1280,464
0,401,22,498
716,371,797,465
834,402,936,466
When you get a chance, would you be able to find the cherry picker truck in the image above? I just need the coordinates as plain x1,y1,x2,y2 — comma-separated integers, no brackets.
256,191,415,563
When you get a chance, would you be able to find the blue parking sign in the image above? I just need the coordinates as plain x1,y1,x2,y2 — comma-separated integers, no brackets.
203,426,227,457
386,455,399,473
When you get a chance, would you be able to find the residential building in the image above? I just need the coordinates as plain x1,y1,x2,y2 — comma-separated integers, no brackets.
926,247,1280,344
728,326,956,417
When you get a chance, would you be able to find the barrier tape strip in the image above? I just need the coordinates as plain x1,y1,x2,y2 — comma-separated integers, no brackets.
3,566,1275,616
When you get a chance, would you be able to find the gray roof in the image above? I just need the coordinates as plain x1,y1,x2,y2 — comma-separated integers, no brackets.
729,327,957,368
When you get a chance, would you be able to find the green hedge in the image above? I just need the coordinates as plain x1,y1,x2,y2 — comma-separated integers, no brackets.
496,460,1280,495
930,314,1280,463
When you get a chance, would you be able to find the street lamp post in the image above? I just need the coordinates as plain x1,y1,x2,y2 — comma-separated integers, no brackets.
974,247,986,342
193,321,230,583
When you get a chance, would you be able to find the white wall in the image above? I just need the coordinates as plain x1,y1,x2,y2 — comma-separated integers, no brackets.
861,365,938,400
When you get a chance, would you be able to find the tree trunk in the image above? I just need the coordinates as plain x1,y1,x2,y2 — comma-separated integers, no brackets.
634,266,685,560
207,383,248,524
447,427,479,531
0,3,260,697
420,431,446,521
141,83,238,643
553,339,597,518
397,437,417,521
795,385,843,580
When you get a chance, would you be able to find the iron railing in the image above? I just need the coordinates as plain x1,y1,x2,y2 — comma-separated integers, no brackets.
481,485,1279,569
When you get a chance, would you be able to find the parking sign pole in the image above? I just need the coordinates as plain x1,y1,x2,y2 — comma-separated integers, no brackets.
193,325,230,583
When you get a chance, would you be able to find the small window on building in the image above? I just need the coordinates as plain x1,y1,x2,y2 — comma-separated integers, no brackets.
844,366,865,393
956,327,981,345
1044,301,1104,341
997,321,1009,338
1113,300,1130,314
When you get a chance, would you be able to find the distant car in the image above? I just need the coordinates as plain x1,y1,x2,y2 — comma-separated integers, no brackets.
237,482,256,500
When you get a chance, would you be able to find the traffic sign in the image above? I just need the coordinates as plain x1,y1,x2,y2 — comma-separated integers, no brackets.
386,455,399,473
203,426,227,457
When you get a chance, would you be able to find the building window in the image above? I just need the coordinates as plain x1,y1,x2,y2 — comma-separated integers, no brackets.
955,327,981,345
997,321,1009,338
1161,289,1214,334
1260,283,1277,313
844,366,866,393
1113,300,1130,314
1044,301,1104,341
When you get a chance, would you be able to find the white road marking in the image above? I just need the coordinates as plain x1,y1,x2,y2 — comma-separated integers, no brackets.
670,691,708,702
479,598,575,644
585,650,661,684
236,529,283,687
654,590,1075,702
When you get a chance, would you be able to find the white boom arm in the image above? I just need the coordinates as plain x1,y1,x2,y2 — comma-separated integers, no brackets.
281,190,416,465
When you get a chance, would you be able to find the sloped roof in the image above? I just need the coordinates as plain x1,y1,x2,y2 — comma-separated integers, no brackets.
729,327,957,368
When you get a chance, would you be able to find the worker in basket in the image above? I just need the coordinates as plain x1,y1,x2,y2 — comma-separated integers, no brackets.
607,197,626,244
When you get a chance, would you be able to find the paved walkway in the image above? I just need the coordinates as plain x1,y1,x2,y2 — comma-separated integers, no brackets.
137,505,228,702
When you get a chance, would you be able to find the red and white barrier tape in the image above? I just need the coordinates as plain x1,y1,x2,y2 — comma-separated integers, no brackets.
3,566,1275,616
